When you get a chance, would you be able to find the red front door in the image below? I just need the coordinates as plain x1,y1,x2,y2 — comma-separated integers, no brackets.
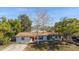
32,36,37,42
32,36,35,41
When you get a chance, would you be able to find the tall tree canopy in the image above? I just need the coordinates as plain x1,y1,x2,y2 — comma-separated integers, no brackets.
0,17,11,45
8,19,22,37
18,14,32,32
54,18,79,41
0,14,32,45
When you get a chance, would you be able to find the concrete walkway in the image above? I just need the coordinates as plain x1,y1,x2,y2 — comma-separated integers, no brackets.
2,44,27,51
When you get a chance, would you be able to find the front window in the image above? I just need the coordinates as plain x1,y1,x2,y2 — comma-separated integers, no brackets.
55,36,57,38
21,37,24,40
59,36,61,38
47,35,52,40
38,36,43,40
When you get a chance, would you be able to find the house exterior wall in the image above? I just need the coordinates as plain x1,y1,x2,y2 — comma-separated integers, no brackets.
16,37,32,43
36,35,47,41
16,35,63,43
43,36,47,40
36,35,63,41
52,36,63,41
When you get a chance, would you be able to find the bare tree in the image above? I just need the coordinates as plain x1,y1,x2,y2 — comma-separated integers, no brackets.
35,10,50,34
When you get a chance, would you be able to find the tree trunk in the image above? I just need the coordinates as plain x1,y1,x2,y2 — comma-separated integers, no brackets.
66,35,72,43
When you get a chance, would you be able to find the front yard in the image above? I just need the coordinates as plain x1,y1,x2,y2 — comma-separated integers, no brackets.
0,44,9,50
57,44,79,51
1,41,79,51
24,41,79,51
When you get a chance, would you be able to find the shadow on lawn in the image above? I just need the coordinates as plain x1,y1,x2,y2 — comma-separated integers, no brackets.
29,41,61,51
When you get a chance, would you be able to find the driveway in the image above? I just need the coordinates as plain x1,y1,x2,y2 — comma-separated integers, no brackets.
2,44,27,51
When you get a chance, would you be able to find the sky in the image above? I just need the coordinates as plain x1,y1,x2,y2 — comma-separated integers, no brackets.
0,7,79,26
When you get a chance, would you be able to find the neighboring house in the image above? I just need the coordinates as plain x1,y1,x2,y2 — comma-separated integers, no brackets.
15,32,63,43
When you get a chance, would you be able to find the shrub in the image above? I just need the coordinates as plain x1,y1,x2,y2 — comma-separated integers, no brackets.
0,37,10,45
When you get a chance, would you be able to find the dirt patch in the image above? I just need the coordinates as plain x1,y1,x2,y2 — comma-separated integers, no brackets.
0,45,9,50
2,44,27,51
25,42,61,51
58,44,79,51
25,42,79,51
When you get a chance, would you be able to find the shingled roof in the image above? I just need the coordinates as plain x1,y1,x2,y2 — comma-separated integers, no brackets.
16,32,52,37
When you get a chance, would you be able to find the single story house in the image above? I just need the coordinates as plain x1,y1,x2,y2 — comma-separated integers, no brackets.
15,32,63,43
